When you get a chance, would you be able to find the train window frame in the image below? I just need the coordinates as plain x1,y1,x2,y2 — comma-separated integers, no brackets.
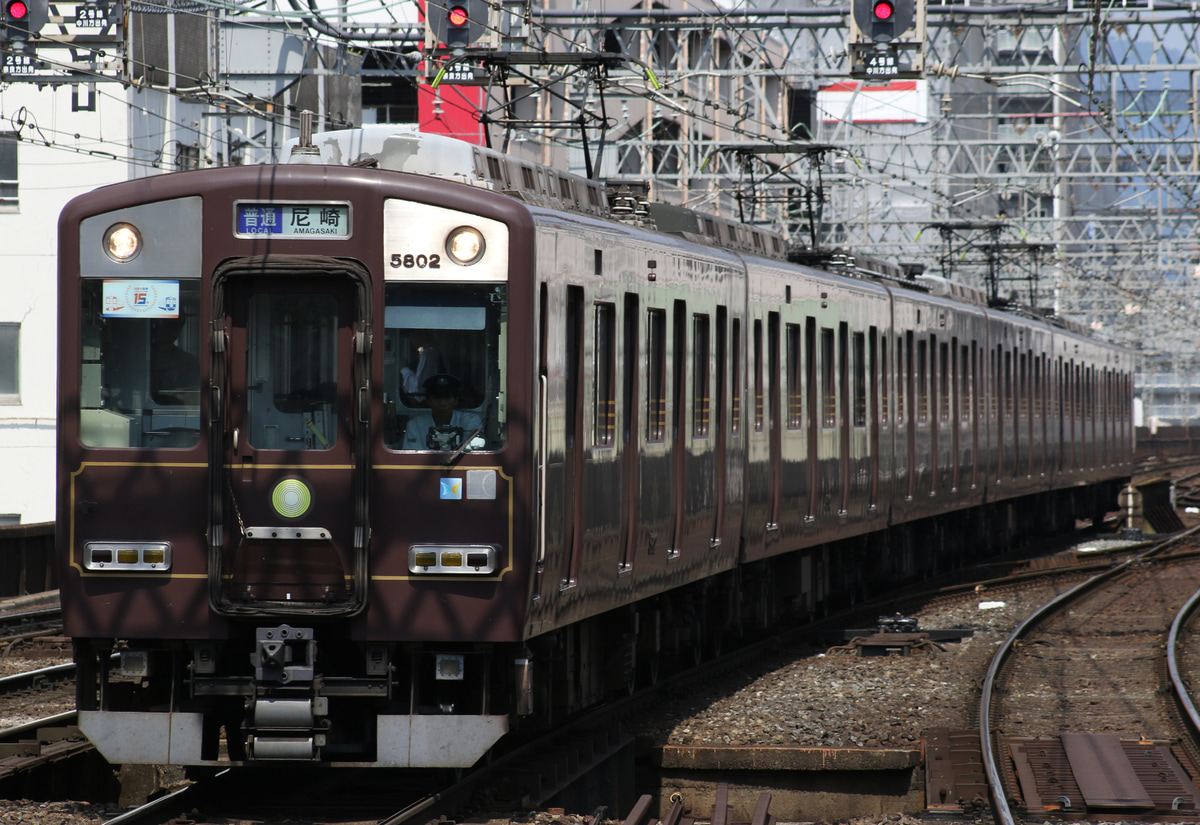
990,347,999,421
715,306,727,436
880,335,889,426
916,337,929,425
1019,351,1029,421
646,308,667,444
1004,350,1013,421
960,343,971,423
974,344,983,424
767,311,780,437
382,282,508,453
1034,353,1043,422
77,279,203,449
853,331,866,428
245,291,339,452
753,319,764,433
820,327,835,429
594,302,616,448
692,313,711,439
730,318,742,436
786,323,802,430
938,340,950,423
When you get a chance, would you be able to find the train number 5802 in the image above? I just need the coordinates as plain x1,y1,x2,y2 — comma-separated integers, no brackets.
390,253,441,269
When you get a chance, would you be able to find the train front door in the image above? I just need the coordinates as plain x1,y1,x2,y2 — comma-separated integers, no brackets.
209,258,372,616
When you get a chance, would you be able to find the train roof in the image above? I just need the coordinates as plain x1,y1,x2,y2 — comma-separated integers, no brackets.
282,127,1100,340
283,125,793,261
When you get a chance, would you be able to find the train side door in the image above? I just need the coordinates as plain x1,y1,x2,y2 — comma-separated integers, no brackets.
209,259,371,616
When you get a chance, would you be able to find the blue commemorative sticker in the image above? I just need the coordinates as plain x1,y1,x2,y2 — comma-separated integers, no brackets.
440,478,463,500
102,280,180,318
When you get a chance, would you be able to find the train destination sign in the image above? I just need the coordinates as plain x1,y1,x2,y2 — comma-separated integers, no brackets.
234,202,351,238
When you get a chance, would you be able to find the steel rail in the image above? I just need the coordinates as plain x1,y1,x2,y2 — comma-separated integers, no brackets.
978,523,1200,825
1166,578,1200,740
0,709,77,740
0,661,74,695
103,769,233,825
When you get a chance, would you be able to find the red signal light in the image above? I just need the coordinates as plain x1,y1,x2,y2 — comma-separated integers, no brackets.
6,0,29,19
447,5,468,26
873,0,894,20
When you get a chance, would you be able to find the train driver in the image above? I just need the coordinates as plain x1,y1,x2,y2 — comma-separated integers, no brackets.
149,315,200,405
402,373,484,451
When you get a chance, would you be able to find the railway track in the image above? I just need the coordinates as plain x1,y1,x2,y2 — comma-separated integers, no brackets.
104,528,1166,824
980,524,1200,823
104,626,780,824
6,487,1200,823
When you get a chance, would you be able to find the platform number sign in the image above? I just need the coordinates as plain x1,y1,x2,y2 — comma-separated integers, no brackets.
76,2,109,28
863,52,898,78
2,53,36,75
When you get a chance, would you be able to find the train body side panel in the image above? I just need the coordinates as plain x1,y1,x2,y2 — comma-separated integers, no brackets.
523,212,746,638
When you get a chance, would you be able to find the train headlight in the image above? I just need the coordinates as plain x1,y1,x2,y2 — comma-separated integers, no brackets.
445,226,485,265
103,222,142,263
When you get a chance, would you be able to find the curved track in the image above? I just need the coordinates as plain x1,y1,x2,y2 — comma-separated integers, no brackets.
981,525,1200,823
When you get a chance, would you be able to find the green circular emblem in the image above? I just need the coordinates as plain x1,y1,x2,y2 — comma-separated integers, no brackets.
272,478,312,519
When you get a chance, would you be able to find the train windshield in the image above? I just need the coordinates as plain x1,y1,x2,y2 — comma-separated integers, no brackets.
383,283,507,452
245,292,338,451
78,279,202,449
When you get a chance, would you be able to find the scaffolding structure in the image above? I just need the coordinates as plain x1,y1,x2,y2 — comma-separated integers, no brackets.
476,0,1200,424
12,0,1195,420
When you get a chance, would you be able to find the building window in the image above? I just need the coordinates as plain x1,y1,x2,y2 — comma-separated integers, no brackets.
176,144,201,171
0,323,18,403
0,133,17,210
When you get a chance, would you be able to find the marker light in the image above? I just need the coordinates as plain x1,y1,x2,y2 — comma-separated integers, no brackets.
445,226,485,265
447,5,468,26
873,0,894,20
84,542,172,571
409,544,497,574
103,222,142,262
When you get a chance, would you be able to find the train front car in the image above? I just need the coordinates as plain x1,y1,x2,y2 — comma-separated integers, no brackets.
56,161,536,767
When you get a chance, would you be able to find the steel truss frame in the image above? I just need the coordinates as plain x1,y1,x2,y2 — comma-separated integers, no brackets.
510,2,1200,407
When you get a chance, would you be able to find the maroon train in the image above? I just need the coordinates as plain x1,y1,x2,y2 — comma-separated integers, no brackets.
56,125,1134,767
